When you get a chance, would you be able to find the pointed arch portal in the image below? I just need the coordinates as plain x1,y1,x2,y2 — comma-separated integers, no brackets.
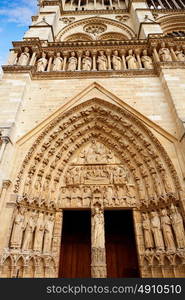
4,98,185,278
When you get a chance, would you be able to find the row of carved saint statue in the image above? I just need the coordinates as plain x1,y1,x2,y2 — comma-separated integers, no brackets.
142,204,185,253
12,43,185,72
9,207,54,254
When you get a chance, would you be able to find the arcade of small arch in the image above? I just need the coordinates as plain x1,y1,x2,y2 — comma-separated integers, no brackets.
1,99,185,278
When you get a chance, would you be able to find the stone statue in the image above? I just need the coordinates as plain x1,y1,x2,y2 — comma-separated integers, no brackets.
83,186,92,206
36,52,48,72
170,205,185,249
17,47,30,66
92,204,105,249
112,50,122,71
22,211,36,251
43,215,55,253
142,213,154,250
141,50,153,69
10,207,25,249
82,50,92,71
53,52,63,71
67,51,77,71
97,51,108,71
104,186,114,206
160,209,176,252
159,43,172,62
175,49,185,62
150,211,164,251
33,212,45,252
126,49,138,69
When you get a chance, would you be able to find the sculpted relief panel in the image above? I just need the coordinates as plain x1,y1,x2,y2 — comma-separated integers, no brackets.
58,140,137,209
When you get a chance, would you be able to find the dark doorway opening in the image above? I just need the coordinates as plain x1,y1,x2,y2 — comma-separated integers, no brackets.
59,210,91,278
105,210,140,278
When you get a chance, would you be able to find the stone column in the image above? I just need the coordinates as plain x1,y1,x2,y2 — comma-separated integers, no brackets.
29,49,38,66
91,205,107,278
92,50,97,71
0,180,11,213
135,49,142,68
120,49,127,69
47,52,54,72
151,43,160,62
52,210,63,277
77,51,83,71
168,43,177,61
62,51,68,71
106,50,112,71
0,136,10,164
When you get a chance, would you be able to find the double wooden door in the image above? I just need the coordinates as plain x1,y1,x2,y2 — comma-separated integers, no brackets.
59,210,139,278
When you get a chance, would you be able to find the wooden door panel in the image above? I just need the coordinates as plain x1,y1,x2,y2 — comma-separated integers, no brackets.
105,210,140,278
59,211,91,278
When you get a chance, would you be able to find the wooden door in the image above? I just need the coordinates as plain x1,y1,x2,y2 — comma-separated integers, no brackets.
105,210,140,278
59,210,91,278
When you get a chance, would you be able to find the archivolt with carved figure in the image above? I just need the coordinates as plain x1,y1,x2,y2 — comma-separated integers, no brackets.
1,99,185,278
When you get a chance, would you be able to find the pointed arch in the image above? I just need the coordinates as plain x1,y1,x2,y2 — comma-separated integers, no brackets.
14,98,181,212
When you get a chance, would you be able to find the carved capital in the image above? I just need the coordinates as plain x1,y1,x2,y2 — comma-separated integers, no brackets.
2,180,11,190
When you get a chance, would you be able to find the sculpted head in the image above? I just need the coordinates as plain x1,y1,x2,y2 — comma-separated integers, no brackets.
56,52,61,57
85,50,90,56
113,50,119,56
42,52,46,58
143,49,148,56
99,50,104,56
128,49,133,55
71,51,76,57
24,47,29,53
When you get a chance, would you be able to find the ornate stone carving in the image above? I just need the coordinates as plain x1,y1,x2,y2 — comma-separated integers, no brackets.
53,53,63,71
112,50,122,71
160,209,176,252
36,52,48,72
170,204,185,250
141,50,153,69
142,213,154,250
17,47,30,66
22,211,36,251
150,211,165,252
83,23,107,38
82,50,92,71
33,212,45,252
97,51,108,71
67,51,77,71
43,214,55,254
159,43,172,62
126,49,138,69
10,207,25,249
92,203,105,249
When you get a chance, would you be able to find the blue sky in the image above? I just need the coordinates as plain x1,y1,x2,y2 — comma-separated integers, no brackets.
0,0,37,67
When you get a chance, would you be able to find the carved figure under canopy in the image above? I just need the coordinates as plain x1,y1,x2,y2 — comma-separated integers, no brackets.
22,211,36,251
43,215,55,253
33,212,45,252
17,47,30,66
150,211,164,251
97,51,108,71
175,49,185,62
159,43,172,62
82,50,92,71
67,51,77,71
53,52,63,71
141,50,153,69
160,209,176,252
142,213,154,250
36,52,48,72
170,205,185,249
126,49,138,69
10,207,25,249
92,204,105,249
112,50,122,70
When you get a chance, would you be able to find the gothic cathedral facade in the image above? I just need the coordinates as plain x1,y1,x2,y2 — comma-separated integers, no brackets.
0,0,185,278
